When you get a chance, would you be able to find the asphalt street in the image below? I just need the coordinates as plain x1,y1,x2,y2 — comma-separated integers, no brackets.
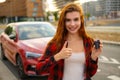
92,44,120,80
0,59,17,80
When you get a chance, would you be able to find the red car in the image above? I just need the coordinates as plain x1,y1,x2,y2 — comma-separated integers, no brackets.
0,22,55,79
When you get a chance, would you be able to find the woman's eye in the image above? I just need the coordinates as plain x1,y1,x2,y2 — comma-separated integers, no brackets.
65,19,70,22
74,18,79,21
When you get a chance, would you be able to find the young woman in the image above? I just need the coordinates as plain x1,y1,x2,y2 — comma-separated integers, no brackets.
36,3,103,80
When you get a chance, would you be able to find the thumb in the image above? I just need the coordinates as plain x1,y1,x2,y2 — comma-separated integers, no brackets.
62,41,68,48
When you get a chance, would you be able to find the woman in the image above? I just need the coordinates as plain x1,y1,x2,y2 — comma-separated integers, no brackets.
36,3,103,80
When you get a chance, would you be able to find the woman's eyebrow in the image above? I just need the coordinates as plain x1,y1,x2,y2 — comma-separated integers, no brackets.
74,17,79,20
65,18,71,21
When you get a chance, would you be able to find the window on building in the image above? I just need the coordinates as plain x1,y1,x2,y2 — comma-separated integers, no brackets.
31,0,36,2
34,2,38,7
33,7,38,11
32,12,37,16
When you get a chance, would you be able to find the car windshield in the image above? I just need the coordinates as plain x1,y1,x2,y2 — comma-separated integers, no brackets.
18,23,56,40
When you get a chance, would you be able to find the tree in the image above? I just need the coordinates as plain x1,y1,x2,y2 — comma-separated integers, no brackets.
53,11,58,21
85,13,91,20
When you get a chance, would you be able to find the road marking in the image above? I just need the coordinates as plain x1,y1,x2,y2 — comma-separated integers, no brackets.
99,56,120,64
100,56,109,61
110,58,120,64
107,75,120,80
118,66,120,69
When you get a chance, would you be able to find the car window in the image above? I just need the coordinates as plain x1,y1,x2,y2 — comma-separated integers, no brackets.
18,23,55,40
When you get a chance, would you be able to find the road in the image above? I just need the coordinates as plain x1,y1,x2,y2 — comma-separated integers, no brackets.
0,43,120,80
92,44,120,80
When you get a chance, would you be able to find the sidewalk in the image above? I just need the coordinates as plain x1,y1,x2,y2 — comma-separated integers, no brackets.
0,60,17,80
102,40,120,46
86,26,120,43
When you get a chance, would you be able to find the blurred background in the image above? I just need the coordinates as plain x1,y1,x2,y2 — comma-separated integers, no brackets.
0,0,120,42
0,0,120,25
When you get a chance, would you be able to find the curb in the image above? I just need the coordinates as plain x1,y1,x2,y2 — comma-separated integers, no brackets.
102,40,120,46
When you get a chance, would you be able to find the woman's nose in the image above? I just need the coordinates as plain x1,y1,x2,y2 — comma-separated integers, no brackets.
71,20,75,26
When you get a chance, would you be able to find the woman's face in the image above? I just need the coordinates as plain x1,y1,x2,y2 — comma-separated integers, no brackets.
65,11,81,35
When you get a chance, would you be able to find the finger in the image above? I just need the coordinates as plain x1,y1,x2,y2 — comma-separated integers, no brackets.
66,48,72,51
66,50,72,53
99,40,102,43
100,44,103,47
66,53,72,59
62,41,68,48
67,53,72,57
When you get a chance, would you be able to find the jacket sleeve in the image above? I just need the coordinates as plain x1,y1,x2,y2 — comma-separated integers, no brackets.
87,56,98,77
36,44,57,75
85,37,98,78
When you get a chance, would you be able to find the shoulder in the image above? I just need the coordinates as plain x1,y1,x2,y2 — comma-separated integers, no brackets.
84,37,94,43
46,41,57,52
42,42,57,57
83,37,94,48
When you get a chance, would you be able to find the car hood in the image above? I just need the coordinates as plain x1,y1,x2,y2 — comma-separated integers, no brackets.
18,37,52,53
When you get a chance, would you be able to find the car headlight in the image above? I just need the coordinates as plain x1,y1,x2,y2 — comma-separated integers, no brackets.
26,51,42,59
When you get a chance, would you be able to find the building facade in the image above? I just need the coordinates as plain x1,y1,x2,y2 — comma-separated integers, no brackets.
98,0,120,18
0,0,45,23
53,0,120,19
53,0,77,10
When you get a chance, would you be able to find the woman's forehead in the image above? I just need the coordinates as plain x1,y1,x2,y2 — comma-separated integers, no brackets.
65,11,80,18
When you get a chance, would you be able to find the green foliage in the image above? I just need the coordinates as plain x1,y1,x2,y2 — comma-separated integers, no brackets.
46,11,59,21
46,12,50,21
53,11,58,21
85,13,91,19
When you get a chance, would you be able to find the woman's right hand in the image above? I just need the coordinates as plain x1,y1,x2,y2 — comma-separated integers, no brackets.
54,41,72,61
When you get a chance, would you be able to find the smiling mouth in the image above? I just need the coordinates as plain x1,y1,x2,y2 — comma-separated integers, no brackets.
69,27,77,31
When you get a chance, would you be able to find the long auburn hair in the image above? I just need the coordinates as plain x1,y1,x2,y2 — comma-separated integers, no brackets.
47,3,92,54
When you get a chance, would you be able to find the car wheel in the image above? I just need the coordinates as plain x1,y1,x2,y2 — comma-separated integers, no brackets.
0,44,7,60
16,55,27,79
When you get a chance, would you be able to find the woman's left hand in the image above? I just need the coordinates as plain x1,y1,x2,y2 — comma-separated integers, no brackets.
91,41,103,61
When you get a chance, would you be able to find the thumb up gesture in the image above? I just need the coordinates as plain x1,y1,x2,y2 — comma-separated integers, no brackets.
54,41,72,61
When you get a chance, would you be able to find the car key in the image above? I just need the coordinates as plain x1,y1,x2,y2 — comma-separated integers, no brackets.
94,40,100,49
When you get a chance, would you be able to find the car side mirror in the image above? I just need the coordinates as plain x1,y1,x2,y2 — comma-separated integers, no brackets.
9,34,16,40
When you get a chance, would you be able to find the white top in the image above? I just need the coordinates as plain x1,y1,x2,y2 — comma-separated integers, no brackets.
63,52,85,80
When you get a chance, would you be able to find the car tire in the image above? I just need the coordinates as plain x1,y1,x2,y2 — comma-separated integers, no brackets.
0,44,7,60
16,55,27,79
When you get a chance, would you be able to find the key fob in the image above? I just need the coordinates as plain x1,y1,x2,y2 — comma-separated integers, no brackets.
94,40,100,49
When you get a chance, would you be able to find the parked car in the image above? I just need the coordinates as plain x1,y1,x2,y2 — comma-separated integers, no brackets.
0,22,56,78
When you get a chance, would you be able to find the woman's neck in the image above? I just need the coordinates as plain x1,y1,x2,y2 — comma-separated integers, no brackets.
67,34,82,42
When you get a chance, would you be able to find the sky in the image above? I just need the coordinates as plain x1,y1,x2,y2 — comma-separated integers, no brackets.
46,0,98,11
79,0,97,4
0,0,6,3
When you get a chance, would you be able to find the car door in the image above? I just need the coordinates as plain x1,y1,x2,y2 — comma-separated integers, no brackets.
3,25,18,64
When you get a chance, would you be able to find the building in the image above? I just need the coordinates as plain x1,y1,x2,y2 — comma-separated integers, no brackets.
105,0,120,18
98,0,120,18
82,1,98,17
82,0,120,19
53,0,77,10
0,0,45,23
